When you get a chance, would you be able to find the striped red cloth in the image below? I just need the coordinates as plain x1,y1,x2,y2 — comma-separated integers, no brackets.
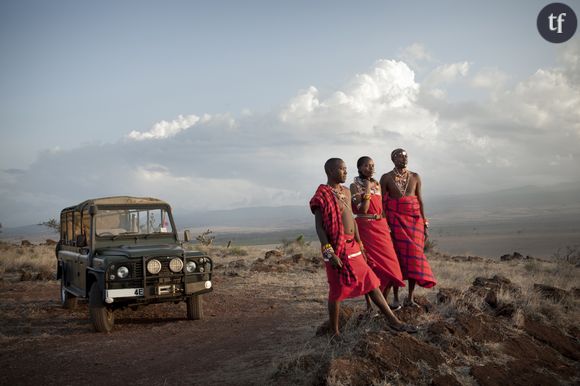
310,184,357,286
385,195,436,288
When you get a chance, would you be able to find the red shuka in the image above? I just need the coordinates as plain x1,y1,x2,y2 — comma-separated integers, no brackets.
352,190,405,289
310,185,380,301
385,195,436,288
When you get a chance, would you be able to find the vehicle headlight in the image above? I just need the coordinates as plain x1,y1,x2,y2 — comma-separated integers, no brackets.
185,261,197,273
117,266,129,279
147,259,162,274
169,258,183,273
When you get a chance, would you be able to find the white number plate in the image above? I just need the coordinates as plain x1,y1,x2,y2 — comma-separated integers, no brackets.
106,288,144,299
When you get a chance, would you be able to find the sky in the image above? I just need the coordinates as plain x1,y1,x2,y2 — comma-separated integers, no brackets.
1,0,579,226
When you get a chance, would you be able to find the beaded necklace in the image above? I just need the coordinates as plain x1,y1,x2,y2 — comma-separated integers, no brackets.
392,168,410,196
329,185,349,208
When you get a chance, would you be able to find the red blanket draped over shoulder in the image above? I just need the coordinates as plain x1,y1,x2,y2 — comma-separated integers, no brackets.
309,184,356,286
385,195,436,288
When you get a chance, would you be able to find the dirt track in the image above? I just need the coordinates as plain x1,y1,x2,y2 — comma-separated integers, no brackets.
0,265,328,386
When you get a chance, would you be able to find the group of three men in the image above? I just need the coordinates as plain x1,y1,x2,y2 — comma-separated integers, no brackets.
310,149,436,335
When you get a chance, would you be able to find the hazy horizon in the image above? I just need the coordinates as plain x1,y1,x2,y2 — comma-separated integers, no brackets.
1,2,579,227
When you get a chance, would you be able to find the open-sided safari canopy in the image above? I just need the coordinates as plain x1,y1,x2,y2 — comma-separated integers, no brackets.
61,196,171,212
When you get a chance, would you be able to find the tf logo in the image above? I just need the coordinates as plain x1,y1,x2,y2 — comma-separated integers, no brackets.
537,3,577,43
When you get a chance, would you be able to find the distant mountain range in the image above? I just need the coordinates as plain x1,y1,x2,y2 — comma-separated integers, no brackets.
2,181,579,245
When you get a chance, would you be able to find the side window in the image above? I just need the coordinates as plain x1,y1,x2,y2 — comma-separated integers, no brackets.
60,212,66,241
82,209,90,239
74,211,81,245
66,212,74,245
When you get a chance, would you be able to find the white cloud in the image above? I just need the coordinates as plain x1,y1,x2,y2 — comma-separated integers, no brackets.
471,67,510,90
128,114,201,140
1,46,579,226
425,62,470,86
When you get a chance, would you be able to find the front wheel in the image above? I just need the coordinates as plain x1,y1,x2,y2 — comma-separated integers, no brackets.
89,283,114,332
186,295,203,320
60,278,77,309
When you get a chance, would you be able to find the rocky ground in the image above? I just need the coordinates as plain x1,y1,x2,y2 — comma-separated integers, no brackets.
0,242,579,385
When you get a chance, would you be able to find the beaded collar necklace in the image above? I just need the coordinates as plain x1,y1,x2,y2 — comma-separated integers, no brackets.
392,168,410,196
328,185,349,207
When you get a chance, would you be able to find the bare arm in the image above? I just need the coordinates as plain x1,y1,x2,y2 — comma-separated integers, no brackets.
314,209,343,268
415,173,427,223
350,182,371,214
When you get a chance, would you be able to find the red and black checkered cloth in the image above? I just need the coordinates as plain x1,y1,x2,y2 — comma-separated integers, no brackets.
310,184,357,286
385,195,436,288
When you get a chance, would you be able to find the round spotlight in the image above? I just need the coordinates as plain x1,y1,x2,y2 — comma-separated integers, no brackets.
204,281,212,289
147,259,162,274
117,266,129,279
169,258,184,273
185,261,197,273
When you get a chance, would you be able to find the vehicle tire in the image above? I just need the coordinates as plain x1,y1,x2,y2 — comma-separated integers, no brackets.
60,279,77,309
89,283,114,332
186,295,203,320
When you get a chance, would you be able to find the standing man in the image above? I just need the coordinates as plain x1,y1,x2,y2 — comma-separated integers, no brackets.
310,158,417,335
380,149,436,307
350,156,406,311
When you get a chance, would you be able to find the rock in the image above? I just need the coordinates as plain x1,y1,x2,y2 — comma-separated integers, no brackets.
484,290,498,308
291,253,303,263
431,374,462,386
533,284,569,302
315,306,356,336
500,252,524,261
227,259,247,269
436,288,461,304
324,357,381,386
20,240,32,247
494,303,515,317
472,275,519,293
45,239,57,245
264,250,283,259
523,319,580,361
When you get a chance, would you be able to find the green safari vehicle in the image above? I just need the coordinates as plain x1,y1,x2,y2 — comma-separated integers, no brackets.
56,196,213,332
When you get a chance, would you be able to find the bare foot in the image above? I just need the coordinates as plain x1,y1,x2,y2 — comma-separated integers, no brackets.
403,299,421,308
388,302,402,311
386,322,418,334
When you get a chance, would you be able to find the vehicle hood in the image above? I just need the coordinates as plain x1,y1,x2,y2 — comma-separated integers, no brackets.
95,244,184,258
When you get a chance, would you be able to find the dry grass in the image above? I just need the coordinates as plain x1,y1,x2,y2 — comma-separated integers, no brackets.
0,241,56,279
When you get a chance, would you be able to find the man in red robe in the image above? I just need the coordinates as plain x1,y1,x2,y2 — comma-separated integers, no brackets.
380,149,436,308
310,158,417,335
350,156,405,311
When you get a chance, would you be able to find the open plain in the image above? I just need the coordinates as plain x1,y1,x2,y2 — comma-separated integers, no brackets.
1,241,579,385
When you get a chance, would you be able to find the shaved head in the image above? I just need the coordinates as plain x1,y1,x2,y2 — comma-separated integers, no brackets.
391,148,406,161
324,158,343,175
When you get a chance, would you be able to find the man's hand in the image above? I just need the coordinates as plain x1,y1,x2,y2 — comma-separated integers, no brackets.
361,248,368,262
329,253,343,269
361,179,370,192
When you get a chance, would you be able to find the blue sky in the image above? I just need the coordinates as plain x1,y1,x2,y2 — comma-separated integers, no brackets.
1,1,579,225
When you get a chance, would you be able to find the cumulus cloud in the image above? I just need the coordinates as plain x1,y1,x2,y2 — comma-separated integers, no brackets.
128,114,202,140
1,44,579,226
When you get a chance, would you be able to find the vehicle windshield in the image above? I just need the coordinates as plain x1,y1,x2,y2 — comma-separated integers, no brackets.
95,207,174,237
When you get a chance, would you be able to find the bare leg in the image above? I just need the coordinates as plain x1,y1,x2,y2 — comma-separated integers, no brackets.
364,294,373,312
328,300,341,335
393,286,401,307
367,288,418,333
383,284,400,310
367,288,401,326
404,279,418,306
